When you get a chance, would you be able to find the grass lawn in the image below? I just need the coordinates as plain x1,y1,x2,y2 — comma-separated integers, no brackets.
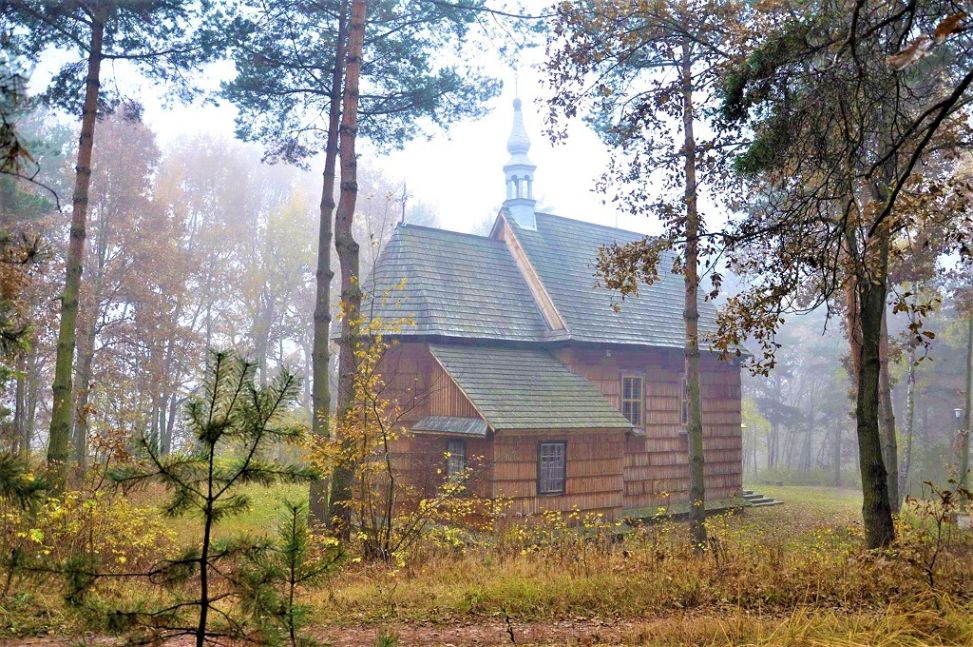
753,483,863,518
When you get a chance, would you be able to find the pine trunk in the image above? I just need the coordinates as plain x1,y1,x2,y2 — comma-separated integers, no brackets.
854,235,895,549
680,40,706,553
13,352,26,454
878,311,899,511
73,203,107,468
309,0,348,527
330,0,367,536
47,13,105,482
72,315,96,468
23,350,39,455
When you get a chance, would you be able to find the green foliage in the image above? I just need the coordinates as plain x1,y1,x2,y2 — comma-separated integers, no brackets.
218,0,501,164
2,0,212,115
0,452,45,509
720,17,813,122
74,350,321,645
237,501,342,647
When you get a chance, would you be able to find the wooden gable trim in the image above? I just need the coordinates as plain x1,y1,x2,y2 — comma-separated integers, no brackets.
491,213,568,332
426,344,493,430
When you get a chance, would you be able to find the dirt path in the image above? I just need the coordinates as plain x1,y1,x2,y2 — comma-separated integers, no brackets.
0,618,670,647
314,618,646,646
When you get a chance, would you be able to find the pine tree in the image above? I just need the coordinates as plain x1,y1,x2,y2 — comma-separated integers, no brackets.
546,0,745,552
218,0,500,525
108,350,316,647
718,0,972,548
1,0,211,483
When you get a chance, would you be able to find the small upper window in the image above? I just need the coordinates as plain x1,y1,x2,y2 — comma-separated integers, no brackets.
621,375,643,426
446,439,466,479
538,441,566,495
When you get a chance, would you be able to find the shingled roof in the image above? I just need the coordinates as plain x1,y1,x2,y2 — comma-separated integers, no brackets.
365,225,553,341
428,344,632,431
509,213,721,348
364,211,721,349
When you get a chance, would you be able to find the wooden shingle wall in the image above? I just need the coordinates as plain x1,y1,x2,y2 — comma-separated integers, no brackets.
492,429,626,520
376,343,495,502
379,342,742,518
554,347,742,511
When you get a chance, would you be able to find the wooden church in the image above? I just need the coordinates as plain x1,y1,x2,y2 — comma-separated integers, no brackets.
364,98,743,520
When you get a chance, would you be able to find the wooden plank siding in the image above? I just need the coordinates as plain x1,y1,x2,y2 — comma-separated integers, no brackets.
493,429,626,520
376,342,742,519
554,347,743,511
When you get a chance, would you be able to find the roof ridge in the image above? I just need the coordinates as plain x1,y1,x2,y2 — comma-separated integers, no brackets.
534,211,655,240
397,222,497,242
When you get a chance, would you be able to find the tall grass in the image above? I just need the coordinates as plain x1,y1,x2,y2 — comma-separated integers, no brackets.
5,484,973,645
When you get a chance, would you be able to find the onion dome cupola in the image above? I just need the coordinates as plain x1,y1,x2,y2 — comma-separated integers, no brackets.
502,97,537,230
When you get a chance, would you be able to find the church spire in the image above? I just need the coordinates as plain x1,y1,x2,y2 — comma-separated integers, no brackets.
503,97,537,230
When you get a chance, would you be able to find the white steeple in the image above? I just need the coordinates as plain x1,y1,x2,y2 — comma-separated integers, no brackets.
503,97,537,230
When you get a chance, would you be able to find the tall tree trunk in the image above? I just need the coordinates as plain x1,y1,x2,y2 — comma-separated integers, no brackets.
899,343,916,497
878,311,899,511
309,0,348,527
73,193,109,468
768,420,778,470
680,39,706,552
832,423,842,487
959,285,973,490
252,289,274,389
13,351,26,454
47,12,106,482
854,234,895,549
329,0,367,535
163,392,178,455
24,351,39,455
72,316,96,468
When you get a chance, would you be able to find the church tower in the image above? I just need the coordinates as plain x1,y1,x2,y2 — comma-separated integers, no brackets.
503,97,537,230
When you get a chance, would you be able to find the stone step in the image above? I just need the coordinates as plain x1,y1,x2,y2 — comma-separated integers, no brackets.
741,489,783,507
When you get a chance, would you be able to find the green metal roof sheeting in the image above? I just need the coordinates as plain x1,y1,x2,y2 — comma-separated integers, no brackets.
429,344,632,431
411,416,489,437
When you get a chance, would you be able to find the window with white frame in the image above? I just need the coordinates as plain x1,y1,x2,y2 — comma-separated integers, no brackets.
537,441,566,495
621,375,644,426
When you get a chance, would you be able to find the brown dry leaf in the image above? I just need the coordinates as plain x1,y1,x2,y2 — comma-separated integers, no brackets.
889,12,967,69
934,12,966,41
887,36,933,70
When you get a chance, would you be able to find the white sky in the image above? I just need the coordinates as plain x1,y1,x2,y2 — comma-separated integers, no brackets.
28,4,666,238
128,27,656,236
